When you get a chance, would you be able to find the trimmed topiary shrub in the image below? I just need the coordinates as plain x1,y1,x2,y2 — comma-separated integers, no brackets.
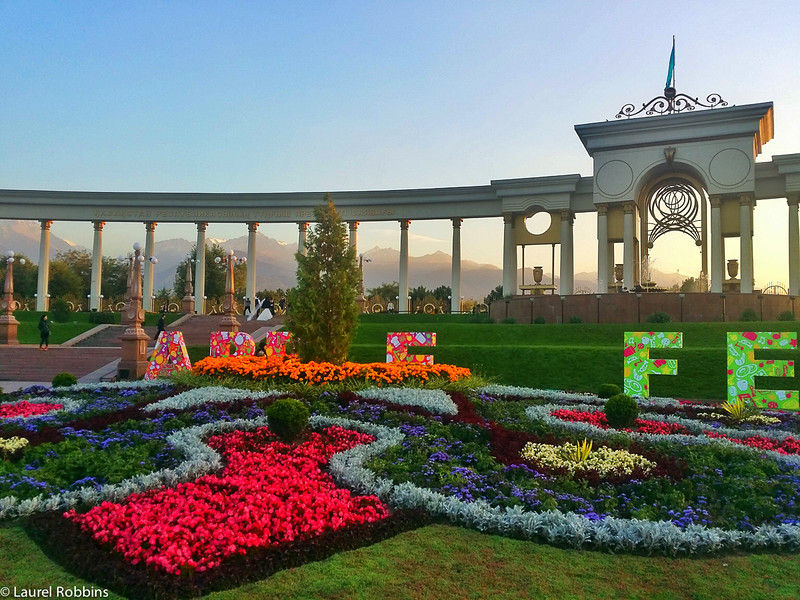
51,372,78,388
266,398,310,442
88,311,115,324
51,299,71,323
604,393,639,429
533,316,546,325
597,383,621,399
468,314,493,324
778,310,796,322
739,308,759,322
646,311,671,323
568,316,583,324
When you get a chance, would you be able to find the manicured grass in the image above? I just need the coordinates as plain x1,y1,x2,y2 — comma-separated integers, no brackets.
351,316,800,400
6,315,793,598
3,522,798,600
12,311,181,345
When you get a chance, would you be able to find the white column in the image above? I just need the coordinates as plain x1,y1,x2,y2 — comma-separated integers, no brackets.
560,209,574,295
789,195,800,296
710,196,723,293
297,222,308,256
502,214,517,296
90,221,105,311
740,194,754,293
608,241,615,286
142,222,156,311
36,220,52,311
348,221,358,256
596,204,608,293
451,218,462,313
399,220,410,313
246,222,258,303
622,202,635,291
195,222,207,314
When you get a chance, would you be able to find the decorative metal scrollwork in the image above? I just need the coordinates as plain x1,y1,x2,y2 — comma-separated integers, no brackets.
615,87,728,119
648,179,702,246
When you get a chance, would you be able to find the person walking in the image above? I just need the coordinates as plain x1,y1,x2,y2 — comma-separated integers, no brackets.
38,314,50,351
154,313,166,341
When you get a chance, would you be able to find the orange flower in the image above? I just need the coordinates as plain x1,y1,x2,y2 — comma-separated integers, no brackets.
192,355,471,386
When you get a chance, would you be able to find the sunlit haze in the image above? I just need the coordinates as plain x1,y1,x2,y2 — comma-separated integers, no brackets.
2,1,798,288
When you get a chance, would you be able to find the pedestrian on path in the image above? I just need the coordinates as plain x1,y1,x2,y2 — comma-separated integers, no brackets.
154,313,166,341
38,314,50,351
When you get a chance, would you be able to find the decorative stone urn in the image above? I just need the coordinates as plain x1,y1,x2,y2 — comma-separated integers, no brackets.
533,266,544,285
614,264,624,283
727,259,739,280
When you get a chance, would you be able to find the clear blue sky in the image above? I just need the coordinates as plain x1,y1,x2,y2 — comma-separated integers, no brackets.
2,1,799,287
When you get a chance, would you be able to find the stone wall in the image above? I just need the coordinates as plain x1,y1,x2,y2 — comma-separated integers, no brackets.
490,292,797,324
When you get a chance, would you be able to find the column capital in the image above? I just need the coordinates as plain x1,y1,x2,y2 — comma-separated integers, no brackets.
348,221,359,230
739,193,755,207
503,213,514,225
248,222,259,233
622,201,636,215
788,193,800,207
93,220,106,231
40,220,53,230
560,209,574,222
144,221,158,231
709,194,722,208
451,217,462,228
399,219,410,230
196,222,208,232
596,203,608,216
297,221,308,231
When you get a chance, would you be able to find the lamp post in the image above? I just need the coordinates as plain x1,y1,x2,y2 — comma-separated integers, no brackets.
215,250,245,333
118,242,153,380
181,257,196,314
0,251,24,345
357,254,371,313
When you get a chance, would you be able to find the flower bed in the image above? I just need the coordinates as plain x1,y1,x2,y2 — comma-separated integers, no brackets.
66,426,389,575
2,362,800,596
192,354,471,385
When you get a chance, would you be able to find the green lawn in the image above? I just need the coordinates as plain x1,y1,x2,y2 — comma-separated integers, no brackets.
12,311,182,345
5,315,800,599
351,316,800,400
2,522,798,600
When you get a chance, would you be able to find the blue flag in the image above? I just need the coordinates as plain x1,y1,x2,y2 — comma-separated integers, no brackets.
665,37,675,89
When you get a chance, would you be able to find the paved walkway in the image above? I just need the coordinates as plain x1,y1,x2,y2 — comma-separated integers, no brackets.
0,314,285,391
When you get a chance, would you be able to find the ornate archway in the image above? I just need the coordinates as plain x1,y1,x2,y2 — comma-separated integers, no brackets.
638,173,708,287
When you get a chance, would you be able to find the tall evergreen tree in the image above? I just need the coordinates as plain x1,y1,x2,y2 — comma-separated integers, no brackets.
287,195,359,363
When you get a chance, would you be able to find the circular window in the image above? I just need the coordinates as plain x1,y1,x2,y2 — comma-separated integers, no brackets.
525,212,552,235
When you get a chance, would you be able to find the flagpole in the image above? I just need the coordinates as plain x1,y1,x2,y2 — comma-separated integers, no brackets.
672,35,678,90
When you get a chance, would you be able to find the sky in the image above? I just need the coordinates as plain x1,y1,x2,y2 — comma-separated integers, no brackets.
2,1,800,289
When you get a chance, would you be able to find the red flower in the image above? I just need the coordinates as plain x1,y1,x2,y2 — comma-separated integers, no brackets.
0,401,63,419
65,426,389,575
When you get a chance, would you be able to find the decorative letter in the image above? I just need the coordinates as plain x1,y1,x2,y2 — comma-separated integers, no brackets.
210,331,256,358
145,331,192,380
263,331,292,357
386,332,436,365
623,331,682,397
726,331,798,410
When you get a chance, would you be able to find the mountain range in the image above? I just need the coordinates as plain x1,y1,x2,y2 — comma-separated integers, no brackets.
0,220,688,299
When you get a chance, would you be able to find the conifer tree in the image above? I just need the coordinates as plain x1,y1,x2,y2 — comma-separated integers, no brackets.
287,195,359,363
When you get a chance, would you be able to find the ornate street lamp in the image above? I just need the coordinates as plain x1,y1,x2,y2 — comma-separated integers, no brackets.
118,243,156,380
0,251,25,345
181,256,196,314
215,250,246,333
357,254,371,313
